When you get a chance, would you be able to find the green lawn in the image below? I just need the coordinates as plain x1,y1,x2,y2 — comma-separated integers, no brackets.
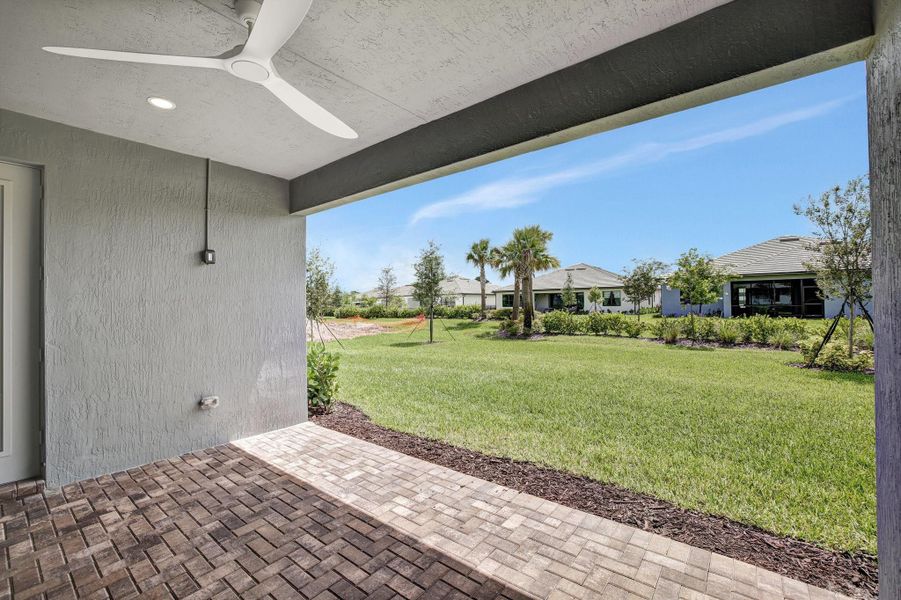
330,319,876,555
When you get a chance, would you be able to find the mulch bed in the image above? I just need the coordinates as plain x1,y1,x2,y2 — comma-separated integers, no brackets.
787,362,875,376
649,338,788,351
312,403,878,599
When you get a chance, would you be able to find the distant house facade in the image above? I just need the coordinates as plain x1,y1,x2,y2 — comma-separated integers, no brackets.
366,276,498,309
494,263,658,314
661,236,872,319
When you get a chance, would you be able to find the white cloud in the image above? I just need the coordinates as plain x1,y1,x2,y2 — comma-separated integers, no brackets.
409,98,849,225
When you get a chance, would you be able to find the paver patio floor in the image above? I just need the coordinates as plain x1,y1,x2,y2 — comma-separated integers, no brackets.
1,423,850,599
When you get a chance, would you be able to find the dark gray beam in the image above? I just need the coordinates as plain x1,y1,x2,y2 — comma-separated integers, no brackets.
290,0,872,213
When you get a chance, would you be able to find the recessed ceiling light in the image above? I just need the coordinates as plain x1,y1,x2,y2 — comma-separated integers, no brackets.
147,96,176,110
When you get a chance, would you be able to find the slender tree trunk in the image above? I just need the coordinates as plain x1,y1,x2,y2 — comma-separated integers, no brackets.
429,303,434,343
479,264,486,318
849,301,856,358
524,273,534,330
512,276,521,321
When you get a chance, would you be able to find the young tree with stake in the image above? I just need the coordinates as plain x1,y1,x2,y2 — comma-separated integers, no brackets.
376,266,398,307
306,248,335,339
622,259,667,320
561,272,577,311
588,286,602,312
412,242,447,343
794,177,871,357
669,249,730,340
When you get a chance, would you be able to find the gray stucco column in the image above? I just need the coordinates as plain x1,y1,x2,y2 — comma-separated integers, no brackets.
869,0,901,596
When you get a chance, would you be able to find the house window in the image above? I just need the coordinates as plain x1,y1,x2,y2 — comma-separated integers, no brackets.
550,292,585,311
602,290,621,307
730,279,824,318
502,294,513,308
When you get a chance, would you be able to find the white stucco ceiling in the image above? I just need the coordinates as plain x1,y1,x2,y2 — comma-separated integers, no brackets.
0,0,730,179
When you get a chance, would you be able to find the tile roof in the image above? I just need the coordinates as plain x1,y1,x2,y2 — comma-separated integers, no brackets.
713,236,820,276
496,263,623,292
368,276,498,298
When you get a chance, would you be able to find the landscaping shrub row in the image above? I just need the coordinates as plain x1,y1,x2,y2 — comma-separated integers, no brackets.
536,311,872,346
521,311,874,364
328,304,483,319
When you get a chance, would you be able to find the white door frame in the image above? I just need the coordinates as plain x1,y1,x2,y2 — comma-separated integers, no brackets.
0,159,44,483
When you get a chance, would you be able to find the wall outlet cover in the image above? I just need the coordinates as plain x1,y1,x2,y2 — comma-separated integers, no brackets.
199,396,220,410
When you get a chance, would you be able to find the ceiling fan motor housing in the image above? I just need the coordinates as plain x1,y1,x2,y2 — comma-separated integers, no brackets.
235,0,262,29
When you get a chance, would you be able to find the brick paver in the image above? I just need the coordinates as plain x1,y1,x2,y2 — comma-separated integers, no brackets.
236,424,853,600
0,436,528,599
0,423,851,599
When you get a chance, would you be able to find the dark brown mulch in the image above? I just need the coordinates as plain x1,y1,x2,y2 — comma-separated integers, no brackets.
787,362,875,376
650,338,787,351
313,403,878,600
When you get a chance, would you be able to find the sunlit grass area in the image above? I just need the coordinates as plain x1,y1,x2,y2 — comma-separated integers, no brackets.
330,319,875,555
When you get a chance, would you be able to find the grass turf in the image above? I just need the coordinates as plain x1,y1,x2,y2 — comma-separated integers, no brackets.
328,319,875,555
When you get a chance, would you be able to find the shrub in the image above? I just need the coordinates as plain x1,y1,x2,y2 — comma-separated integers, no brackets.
799,337,874,371
770,329,797,350
695,317,718,342
541,310,579,335
736,319,754,343
622,319,644,338
606,314,627,336
778,318,809,340
818,345,874,372
430,304,481,319
650,318,681,344
334,305,361,319
742,315,778,344
307,344,339,413
586,312,610,335
679,315,715,342
365,304,387,318
717,320,740,345
498,318,521,336
856,327,875,351
830,317,875,351
489,308,513,320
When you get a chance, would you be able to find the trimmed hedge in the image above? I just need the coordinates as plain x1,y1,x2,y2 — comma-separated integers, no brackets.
529,312,873,356
330,304,482,320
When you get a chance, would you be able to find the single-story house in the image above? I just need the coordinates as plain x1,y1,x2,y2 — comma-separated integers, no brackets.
367,276,499,309
494,263,659,313
661,236,872,319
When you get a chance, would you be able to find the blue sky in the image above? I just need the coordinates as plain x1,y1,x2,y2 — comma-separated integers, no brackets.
308,62,868,292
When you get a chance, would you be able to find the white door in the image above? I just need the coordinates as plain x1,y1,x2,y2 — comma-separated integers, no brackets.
0,162,41,484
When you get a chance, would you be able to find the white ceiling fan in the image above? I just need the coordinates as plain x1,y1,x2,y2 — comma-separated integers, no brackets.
43,0,357,139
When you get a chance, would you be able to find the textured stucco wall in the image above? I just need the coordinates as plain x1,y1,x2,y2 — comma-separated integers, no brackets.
0,109,306,488
659,285,723,317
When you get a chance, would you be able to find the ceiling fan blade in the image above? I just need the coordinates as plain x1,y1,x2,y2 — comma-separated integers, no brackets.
43,46,224,69
262,76,357,139
242,0,312,60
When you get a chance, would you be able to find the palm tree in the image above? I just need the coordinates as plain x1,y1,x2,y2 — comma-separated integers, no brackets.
465,239,492,319
490,243,521,321
511,226,560,330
